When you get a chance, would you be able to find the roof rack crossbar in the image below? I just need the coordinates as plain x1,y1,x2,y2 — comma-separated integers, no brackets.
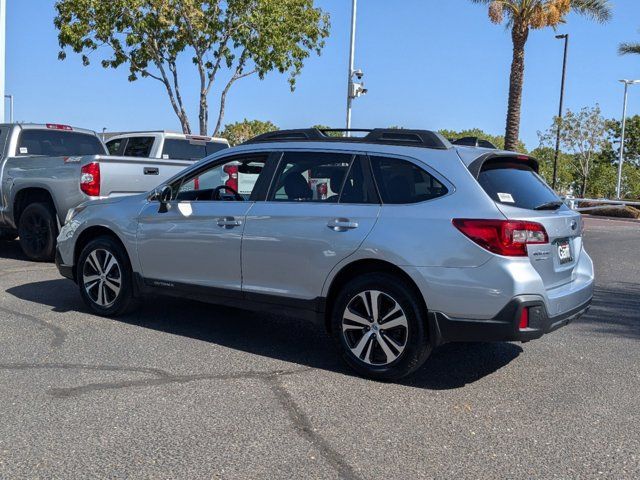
244,128,450,150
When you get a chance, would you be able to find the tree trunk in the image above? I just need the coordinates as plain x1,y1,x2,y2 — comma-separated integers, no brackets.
199,92,208,136
504,24,529,152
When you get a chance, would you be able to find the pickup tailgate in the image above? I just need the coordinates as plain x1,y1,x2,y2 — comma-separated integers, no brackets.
93,155,193,196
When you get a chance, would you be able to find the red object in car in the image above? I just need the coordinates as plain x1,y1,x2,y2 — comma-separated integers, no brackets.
224,164,239,192
80,162,101,197
452,219,548,257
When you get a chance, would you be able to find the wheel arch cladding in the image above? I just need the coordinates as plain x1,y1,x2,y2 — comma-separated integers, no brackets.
74,226,131,279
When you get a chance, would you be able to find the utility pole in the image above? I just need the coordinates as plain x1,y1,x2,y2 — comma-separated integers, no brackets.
616,80,640,199
552,34,568,191
345,0,366,136
0,0,6,123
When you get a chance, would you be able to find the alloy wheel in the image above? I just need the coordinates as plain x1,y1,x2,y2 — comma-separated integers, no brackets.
341,290,409,366
82,249,122,308
22,213,49,253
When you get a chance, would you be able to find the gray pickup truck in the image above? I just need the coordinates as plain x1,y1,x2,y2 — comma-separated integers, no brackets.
0,123,194,261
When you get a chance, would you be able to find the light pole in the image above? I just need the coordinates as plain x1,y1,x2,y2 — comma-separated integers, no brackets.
4,94,12,122
345,0,366,136
616,79,640,199
552,34,568,191
0,0,6,123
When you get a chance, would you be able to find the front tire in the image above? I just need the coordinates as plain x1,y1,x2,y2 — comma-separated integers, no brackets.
18,202,58,261
78,236,137,316
330,273,432,381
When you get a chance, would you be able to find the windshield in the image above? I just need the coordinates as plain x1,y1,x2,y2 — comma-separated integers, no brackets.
17,130,105,157
478,162,561,210
162,139,228,161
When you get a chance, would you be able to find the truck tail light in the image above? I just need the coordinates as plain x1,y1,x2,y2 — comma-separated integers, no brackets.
80,162,101,197
452,219,548,257
223,164,238,192
46,123,73,131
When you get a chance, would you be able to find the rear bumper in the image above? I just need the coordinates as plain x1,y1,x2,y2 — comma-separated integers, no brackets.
429,295,591,346
55,247,75,282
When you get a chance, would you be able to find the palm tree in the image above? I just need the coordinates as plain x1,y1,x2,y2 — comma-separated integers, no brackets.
471,0,612,151
619,41,640,56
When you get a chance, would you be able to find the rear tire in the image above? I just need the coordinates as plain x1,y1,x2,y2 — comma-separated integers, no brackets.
77,236,137,316
18,202,57,261
330,273,432,381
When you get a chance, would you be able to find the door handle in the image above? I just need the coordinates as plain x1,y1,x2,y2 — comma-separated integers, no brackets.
217,216,242,228
144,167,159,175
327,218,358,232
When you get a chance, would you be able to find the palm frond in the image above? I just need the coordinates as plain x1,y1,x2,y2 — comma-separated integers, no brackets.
570,0,612,23
619,42,640,56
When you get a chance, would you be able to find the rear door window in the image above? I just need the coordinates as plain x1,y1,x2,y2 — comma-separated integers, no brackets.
123,136,154,157
478,162,560,210
17,130,105,156
162,139,228,160
370,156,448,204
106,138,124,155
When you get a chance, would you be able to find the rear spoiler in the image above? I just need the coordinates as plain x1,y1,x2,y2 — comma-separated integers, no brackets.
466,152,539,178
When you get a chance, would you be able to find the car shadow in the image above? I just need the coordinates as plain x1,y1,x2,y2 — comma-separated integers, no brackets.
578,281,640,340
0,240,28,261
7,278,524,389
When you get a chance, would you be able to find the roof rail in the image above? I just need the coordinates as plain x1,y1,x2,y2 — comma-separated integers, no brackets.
244,128,451,150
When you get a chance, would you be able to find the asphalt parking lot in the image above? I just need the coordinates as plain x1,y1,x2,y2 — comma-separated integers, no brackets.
0,217,638,479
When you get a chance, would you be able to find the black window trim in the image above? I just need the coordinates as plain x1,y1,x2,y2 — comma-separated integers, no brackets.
264,149,380,205
366,152,455,205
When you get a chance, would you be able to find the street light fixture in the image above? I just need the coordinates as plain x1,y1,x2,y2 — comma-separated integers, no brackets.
616,79,640,199
552,34,569,191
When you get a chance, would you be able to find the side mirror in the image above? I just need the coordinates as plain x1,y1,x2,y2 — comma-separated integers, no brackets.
158,185,172,213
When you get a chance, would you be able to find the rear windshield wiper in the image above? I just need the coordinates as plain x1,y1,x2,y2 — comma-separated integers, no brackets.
533,201,563,211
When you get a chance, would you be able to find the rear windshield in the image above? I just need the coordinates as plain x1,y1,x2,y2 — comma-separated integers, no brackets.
17,130,105,157
162,139,228,161
478,162,560,210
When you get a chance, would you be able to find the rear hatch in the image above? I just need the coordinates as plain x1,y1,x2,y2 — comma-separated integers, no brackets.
475,156,582,290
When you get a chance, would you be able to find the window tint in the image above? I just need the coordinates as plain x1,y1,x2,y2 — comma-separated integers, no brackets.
269,152,374,203
17,130,105,157
162,139,228,161
478,162,560,210
370,156,448,204
173,156,266,202
106,139,123,155
123,137,154,157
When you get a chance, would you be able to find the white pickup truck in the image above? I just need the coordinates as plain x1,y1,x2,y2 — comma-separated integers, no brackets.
104,131,229,161
0,123,194,261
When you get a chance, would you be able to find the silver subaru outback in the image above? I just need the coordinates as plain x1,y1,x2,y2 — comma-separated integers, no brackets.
56,128,594,380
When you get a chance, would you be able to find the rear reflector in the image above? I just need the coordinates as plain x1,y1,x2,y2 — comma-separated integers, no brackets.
452,219,548,256
80,162,101,197
46,123,73,131
519,308,529,330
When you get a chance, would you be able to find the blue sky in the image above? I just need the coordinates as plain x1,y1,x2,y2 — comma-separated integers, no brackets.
5,0,640,148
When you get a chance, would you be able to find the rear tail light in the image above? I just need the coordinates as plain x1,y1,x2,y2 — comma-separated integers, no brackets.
519,308,529,330
452,219,548,256
80,162,101,197
223,164,239,192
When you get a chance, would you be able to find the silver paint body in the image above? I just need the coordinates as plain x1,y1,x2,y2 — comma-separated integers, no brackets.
57,141,594,322
0,124,193,228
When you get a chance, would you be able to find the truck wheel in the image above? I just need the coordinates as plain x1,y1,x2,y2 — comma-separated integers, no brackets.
330,273,432,381
18,203,58,262
78,236,137,317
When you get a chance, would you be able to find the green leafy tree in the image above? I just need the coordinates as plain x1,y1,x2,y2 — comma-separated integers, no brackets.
471,0,611,151
312,124,343,137
439,128,527,152
602,116,640,167
54,0,330,136
540,105,608,197
220,119,278,146
530,145,574,193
